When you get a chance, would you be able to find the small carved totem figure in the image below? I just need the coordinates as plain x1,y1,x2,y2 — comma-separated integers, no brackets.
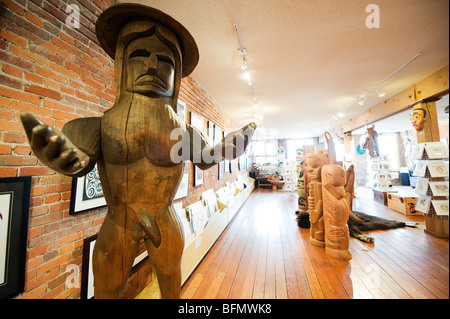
321,164,352,260
344,164,355,211
20,4,256,299
306,153,327,247
410,107,426,131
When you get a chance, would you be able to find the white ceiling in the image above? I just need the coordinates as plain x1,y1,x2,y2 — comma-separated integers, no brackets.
120,0,449,139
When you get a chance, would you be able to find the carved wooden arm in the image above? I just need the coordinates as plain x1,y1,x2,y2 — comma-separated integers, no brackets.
20,113,98,177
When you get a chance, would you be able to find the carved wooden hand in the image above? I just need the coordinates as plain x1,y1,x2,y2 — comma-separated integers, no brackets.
219,122,257,160
21,112,90,176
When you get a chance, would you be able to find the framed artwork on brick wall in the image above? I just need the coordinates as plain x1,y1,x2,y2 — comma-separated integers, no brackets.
214,125,222,146
190,112,204,132
177,99,186,123
0,176,31,299
218,161,225,180
194,165,204,187
207,121,214,145
69,164,106,215
230,160,236,172
81,234,97,299
174,173,189,200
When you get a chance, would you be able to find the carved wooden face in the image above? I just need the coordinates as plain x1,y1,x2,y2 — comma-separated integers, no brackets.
307,156,323,180
125,34,176,98
411,109,425,131
324,165,346,187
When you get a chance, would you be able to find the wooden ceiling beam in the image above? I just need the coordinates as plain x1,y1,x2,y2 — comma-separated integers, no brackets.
341,64,449,134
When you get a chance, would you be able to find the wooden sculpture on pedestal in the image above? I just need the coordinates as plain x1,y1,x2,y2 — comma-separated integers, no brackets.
360,126,380,157
322,164,352,260
306,153,328,247
344,164,355,211
20,3,256,299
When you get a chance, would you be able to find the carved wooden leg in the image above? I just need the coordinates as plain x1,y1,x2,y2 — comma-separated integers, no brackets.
92,214,140,298
144,206,184,299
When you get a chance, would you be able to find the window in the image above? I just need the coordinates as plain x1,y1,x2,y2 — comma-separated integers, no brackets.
378,133,400,170
251,140,278,164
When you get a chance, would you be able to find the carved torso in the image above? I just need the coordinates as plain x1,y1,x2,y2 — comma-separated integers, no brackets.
98,94,185,218
101,94,184,166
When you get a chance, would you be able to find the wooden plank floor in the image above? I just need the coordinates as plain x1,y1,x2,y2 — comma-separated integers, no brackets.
181,187,449,299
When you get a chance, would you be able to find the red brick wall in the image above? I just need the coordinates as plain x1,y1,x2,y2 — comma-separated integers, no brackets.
0,0,246,299
177,76,247,207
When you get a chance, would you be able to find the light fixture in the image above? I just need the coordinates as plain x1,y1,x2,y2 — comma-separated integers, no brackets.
337,112,344,118
359,95,367,105
376,87,385,97
243,70,251,81
354,53,421,107
235,22,261,122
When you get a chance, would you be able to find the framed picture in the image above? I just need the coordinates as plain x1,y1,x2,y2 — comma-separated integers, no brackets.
81,234,97,299
379,181,389,188
188,202,209,236
70,164,106,214
412,160,427,177
224,159,230,173
218,161,225,180
177,99,186,123
194,165,204,187
174,202,194,241
238,156,245,171
81,234,148,299
429,181,449,197
416,195,431,214
377,172,389,180
214,125,222,145
0,176,31,299
174,173,189,200
207,121,214,145
229,160,235,172
424,142,449,159
415,177,429,196
190,112,204,132
432,200,449,216
427,160,449,178
412,143,425,159
371,163,381,171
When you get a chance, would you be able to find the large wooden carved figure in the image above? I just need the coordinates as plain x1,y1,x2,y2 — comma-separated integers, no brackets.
322,164,352,260
20,4,256,298
306,153,327,247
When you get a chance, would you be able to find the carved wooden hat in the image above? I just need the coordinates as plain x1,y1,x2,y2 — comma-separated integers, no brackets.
96,3,199,77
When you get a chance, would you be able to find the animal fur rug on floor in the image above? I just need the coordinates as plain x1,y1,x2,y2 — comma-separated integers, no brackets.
296,210,418,243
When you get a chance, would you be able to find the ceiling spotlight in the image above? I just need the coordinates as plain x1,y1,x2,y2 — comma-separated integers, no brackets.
376,88,385,97
359,95,367,105
337,112,344,118
243,70,251,81
254,103,259,109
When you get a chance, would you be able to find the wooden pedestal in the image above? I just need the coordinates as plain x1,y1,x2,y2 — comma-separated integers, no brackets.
424,214,449,238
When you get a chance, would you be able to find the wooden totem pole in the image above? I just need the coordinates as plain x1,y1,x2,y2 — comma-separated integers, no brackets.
306,153,328,247
321,164,352,260
20,4,256,299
